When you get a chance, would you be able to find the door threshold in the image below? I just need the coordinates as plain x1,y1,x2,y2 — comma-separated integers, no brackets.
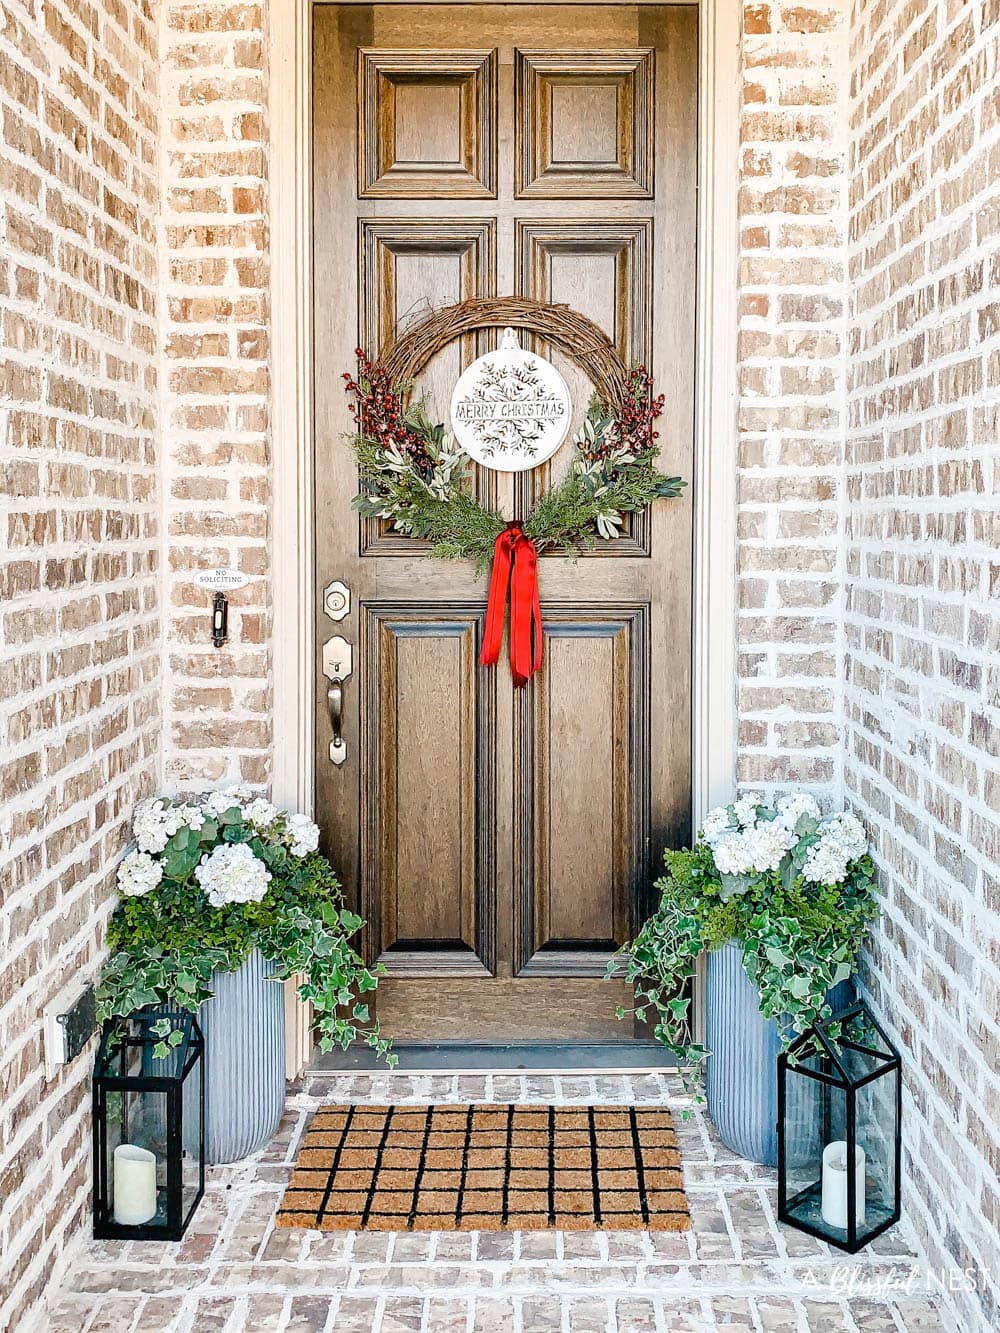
308,1042,679,1074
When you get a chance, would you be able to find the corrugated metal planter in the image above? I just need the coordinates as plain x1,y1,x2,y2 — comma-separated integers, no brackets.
190,950,286,1165
705,940,852,1167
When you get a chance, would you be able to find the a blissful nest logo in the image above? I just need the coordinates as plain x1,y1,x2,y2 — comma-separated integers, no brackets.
450,327,571,472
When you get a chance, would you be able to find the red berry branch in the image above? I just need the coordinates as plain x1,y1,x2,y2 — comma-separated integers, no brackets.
342,350,436,475
609,365,664,459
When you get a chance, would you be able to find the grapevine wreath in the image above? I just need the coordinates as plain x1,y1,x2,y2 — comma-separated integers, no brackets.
343,297,687,686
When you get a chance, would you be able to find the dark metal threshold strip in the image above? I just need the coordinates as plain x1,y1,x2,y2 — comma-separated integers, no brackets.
309,1042,679,1074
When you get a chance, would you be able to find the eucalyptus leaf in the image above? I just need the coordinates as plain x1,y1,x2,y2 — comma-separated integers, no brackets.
719,873,753,901
780,855,797,893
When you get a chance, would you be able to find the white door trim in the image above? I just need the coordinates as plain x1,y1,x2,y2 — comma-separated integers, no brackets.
270,0,740,1069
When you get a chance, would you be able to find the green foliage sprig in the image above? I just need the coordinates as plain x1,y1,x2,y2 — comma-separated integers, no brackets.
97,796,394,1065
609,799,879,1099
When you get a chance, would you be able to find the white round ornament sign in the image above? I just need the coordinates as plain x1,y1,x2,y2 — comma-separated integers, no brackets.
450,327,572,472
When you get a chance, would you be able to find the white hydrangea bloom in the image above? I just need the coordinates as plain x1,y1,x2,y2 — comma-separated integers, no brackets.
194,842,271,908
203,785,251,818
133,797,181,854
176,803,205,831
287,812,320,858
743,820,797,873
245,797,279,829
117,850,163,898
776,792,821,830
731,792,764,829
821,811,867,860
712,832,753,876
701,806,734,844
803,835,852,886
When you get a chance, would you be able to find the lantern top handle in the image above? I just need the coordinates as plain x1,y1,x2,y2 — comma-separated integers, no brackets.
94,1008,203,1081
782,1001,901,1087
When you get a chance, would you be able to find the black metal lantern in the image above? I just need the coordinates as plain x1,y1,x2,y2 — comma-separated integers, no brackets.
93,1010,204,1240
777,1001,901,1253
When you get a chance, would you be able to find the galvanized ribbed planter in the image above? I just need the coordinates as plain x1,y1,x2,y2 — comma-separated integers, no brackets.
705,940,852,1167
196,950,286,1165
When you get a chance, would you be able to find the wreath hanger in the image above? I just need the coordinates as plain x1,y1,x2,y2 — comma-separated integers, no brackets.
344,296,685,687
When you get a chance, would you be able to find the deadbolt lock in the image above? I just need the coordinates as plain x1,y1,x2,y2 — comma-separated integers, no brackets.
323,579,351,622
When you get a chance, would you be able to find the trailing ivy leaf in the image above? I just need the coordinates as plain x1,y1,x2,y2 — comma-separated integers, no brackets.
788,973,812,1000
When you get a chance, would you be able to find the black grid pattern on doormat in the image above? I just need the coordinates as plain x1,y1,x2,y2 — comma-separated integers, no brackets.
277,1104,690,1232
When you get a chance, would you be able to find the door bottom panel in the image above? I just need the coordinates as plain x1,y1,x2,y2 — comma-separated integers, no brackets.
375,977,636,1044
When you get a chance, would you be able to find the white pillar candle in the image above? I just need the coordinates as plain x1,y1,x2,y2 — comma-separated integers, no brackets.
821,1139,866,1230
113,1144,157,1226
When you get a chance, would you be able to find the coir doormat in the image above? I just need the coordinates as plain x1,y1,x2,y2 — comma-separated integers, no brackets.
277,1104,689,1232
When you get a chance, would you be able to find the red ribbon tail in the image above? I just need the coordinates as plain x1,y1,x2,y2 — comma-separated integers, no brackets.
480,529,515,668
510,533,541,689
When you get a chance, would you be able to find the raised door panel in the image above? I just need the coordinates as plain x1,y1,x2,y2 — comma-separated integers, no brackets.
515,49,655,198
516,220,652,368
358,220,497,554
513,219,653,552
359,49,498,198
360,604,495,977
514,607,649,977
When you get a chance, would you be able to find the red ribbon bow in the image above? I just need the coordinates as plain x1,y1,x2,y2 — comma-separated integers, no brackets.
480,523,543,687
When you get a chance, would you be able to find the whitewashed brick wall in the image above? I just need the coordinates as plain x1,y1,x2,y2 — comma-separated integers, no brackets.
161,0,272,793
0,1,161,1327
845,1,1000,1327
736,1,850,799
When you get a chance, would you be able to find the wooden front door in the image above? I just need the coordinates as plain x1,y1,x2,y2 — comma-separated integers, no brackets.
313,3,696,1045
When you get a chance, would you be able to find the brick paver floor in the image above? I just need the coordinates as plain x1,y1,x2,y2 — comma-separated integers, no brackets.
41,1074,956,1332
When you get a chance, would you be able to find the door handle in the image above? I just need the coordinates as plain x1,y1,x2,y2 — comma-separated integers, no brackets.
322,635,352,766
327,680,346,766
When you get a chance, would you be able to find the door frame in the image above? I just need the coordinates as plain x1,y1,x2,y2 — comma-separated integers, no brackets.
271,0,740,1074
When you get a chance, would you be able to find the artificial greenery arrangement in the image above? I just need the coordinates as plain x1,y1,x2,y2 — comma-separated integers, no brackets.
610,793,879,1088
343,350,685,573
97,789,393,1064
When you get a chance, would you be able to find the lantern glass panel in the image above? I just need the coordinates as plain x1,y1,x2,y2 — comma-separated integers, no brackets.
855,1072,897,1234
781,1054,849,1237
112,1087,170,1227
182,1068,203,1221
